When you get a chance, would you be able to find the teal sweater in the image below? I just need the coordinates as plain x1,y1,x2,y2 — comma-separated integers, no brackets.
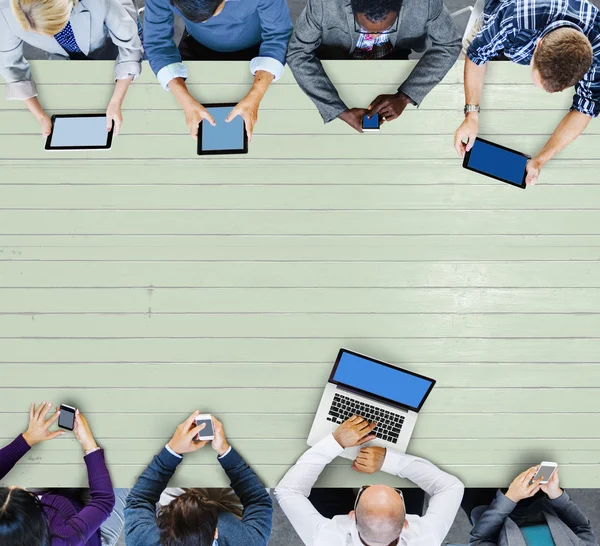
124,447,272,546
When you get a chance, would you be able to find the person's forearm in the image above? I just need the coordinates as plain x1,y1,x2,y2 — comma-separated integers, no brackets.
111,76,133,105
24,96,46,121
246,70,274,101
534,110,592,166
464,57,487,106
168,77,197,109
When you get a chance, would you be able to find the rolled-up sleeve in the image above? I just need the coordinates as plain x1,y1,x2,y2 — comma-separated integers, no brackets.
252,0,292,81
0,10,37,100
143,0,181,78
103,0,143,80
572,62,600,117
467,2,515,65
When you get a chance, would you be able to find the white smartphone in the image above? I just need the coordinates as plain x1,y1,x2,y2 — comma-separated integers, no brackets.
195,414,215,441
531,461,558,484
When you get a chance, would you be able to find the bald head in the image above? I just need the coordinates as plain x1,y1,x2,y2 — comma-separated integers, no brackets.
355,485,405,546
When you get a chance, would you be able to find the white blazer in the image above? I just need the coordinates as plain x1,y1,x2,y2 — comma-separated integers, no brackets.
0,0,143,99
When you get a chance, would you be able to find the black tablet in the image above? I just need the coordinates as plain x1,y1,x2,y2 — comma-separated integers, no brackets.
463,137,530,189
197,103,248,156
45,114,113,151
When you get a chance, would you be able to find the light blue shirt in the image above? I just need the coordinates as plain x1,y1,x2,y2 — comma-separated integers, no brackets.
143,0,292,89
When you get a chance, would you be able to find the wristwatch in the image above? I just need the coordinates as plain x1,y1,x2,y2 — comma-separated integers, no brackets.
464,104,480,115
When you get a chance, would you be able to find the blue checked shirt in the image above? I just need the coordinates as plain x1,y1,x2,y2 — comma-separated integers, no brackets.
467,0,600,117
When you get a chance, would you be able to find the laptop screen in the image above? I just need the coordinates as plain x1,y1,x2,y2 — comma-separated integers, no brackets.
331,350,435,412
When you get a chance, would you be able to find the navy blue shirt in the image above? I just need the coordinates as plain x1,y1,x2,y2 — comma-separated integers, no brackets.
125,446,273,546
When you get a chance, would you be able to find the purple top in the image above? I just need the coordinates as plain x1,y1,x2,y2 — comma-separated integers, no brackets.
0,435,115,546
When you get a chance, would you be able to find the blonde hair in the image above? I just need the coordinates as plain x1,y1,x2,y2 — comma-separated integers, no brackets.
10,0,77,35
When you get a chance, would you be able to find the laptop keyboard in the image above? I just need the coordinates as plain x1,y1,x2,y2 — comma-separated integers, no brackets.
327,393,404,444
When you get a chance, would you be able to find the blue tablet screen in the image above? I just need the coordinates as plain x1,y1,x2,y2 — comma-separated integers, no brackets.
201,106,244,151
467,139,528,185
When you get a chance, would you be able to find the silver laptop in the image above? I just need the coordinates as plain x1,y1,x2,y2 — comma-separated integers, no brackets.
308,349,436,460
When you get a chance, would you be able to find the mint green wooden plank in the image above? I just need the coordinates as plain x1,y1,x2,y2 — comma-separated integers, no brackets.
3,184,600,210
0,162,596,185
6,60,536,85
0,82,573,112
1,288,599,314
0,387,599,413
2,363,599,388
2,313,599,339
2,210,600,234
2,242,600,261
2,338,600,362
0,134,593,160
0,262,598,287
1,109,592,136
0,413,596,439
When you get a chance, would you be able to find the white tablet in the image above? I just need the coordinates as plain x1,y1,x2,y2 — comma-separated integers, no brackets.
45,114,113,151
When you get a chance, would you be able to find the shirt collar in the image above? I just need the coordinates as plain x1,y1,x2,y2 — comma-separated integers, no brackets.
540,19,584,39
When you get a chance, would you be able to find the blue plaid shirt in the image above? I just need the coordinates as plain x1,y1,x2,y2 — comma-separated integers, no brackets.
467,0,600,117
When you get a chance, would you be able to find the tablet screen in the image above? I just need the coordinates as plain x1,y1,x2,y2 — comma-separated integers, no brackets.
48,116,111,149
465,138,528,186
200,106,245,152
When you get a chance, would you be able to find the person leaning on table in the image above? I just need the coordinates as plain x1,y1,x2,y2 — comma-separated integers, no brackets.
275,415,464,546
462,466,597,546
454,0,599,186
286,0,461,133
0,401,127,546
124,410,272,546
143,0,292,140
0,0,143,138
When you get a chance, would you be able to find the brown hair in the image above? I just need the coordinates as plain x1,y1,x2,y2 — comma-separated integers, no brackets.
156,490,219,546
533,27,593,92
10,0,76,35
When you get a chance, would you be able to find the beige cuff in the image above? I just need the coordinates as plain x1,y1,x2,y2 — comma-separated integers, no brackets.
114,60,142,82
5,80,38,100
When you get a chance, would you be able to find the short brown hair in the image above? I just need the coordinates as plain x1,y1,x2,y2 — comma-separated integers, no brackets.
157,490,219,546
533,27,593,92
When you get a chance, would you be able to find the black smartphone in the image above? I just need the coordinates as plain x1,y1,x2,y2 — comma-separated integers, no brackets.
362,113,380,132
58,404,76,431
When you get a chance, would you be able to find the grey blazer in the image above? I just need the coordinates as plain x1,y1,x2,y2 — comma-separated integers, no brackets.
286,0,461,123
470,490,597,546
0,0,143,100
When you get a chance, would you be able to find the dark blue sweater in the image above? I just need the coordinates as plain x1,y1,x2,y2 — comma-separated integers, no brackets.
124,447,272,546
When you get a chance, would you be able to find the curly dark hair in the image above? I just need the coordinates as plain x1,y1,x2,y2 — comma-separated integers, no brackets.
350,0,401,23
170,0,222,23
157,490,220,546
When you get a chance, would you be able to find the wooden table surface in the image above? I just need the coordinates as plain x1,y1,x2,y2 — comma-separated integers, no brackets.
1,61,599,488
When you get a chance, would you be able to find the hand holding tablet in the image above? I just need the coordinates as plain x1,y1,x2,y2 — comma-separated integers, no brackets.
45,114,113,151
463,137,530,189
197,103,249,156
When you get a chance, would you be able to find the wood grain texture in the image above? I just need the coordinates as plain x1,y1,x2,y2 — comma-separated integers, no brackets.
0,61,599,488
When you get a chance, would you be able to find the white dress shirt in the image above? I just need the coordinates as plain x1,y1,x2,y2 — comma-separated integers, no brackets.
275,434,464,546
